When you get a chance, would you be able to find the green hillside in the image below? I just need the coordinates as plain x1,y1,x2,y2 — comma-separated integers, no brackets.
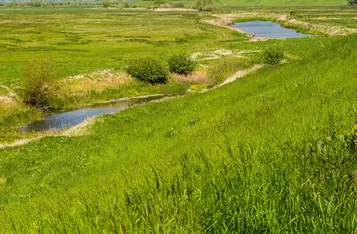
1,32,357,232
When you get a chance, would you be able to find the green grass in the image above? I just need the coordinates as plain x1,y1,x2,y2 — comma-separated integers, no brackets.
2,6,357,232
0,8,246,85
1,28,357,232
0,8,251,140
219,0,347,6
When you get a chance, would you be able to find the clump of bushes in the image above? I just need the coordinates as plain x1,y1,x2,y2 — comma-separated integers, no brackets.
195,0,213,11
261,46,284,65
126,58,169,84
168,54,196,76
348,0,357,6
102,1,112,8
21,59,57,109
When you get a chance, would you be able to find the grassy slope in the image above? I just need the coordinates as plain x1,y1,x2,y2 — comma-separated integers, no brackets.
1,34,357,232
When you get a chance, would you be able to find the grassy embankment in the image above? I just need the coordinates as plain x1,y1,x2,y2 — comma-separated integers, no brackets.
0,8,262,142
1,14,357,231
2,7,353,142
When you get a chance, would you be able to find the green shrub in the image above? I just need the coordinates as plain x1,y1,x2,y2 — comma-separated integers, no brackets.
262,46,284,65
21,59,57,109
33,1,42,7
102,1,112,7
195,0,213,11
348,0,357,6
168,54,196,76
126,58,169,84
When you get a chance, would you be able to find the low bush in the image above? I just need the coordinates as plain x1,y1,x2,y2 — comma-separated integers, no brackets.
126,58,169,84
168,54,196,76
102,1,112,8
348,0,357,6
262,46,284,65
21,59,57,109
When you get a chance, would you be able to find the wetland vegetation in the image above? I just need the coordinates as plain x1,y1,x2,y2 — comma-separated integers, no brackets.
1,1,357,232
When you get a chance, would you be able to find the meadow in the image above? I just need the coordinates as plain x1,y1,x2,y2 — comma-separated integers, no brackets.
1,4,357,233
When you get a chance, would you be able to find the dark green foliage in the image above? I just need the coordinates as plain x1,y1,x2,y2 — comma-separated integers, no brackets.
168,54,196,76
262,46,284,65
21,59,57,109
33,1,42,7
348,0,357,6
345,124,357,151
102,1,112,8
126,58,169,84
195,0,213,11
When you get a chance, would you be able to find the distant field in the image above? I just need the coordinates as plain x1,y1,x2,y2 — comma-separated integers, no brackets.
0,8,246,84
131,0,348,7
134,0,348,7
220,0,347,6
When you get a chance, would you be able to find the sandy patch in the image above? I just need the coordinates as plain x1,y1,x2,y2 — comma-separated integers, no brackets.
191,49,258,61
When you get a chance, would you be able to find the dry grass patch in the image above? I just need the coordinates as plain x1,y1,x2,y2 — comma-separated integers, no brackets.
191,49,253,61
60,69,133,94
0,96,17,109
0,87,21,115
171,70,209,84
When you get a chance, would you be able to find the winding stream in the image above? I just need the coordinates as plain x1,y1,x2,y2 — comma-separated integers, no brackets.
234,21,311,38
20,95,165,132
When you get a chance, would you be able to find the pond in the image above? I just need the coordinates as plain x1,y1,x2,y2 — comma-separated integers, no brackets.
20,95,165,132
234,21,311,39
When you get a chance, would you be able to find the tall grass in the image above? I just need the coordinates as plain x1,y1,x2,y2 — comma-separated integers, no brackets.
2,126,357,232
